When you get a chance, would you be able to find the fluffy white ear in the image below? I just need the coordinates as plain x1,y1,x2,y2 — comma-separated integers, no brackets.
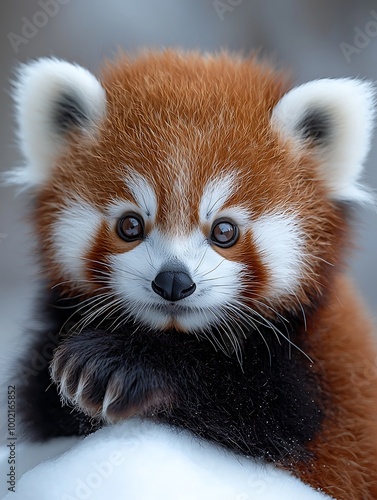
8,58,106,187
272,79,376,204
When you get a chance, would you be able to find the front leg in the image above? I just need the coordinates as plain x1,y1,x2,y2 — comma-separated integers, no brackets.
13,330,98,440
50,329,173,422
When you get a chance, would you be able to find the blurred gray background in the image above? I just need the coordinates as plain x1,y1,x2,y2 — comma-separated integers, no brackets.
0,0,376,374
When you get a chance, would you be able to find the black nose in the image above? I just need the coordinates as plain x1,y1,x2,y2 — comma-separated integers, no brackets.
151,271,196,302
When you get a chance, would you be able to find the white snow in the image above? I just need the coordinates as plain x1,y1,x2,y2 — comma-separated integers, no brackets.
0,418,332,500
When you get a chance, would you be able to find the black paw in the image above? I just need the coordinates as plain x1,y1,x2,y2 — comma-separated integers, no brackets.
50,330,172,422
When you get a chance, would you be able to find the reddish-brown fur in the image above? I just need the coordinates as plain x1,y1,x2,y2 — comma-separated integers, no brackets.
31,51,377,497
298,275,377,499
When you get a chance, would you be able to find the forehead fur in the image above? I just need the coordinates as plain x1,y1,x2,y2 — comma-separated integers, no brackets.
41,51,298,215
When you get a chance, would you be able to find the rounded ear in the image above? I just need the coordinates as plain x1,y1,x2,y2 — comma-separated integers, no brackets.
7,58,106,188
271,78,376,204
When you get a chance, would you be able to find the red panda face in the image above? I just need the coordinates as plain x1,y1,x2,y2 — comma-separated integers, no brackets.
9,52,375,335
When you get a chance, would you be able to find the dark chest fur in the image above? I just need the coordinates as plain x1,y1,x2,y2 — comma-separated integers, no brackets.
15,292,324,466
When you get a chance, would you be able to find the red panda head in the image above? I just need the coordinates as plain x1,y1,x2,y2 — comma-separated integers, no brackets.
9,51,375,335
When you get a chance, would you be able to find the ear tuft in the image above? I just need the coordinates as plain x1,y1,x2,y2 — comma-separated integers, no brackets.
7,58,106,188
54,93,90,133
297,109,332,145
272,78,376,204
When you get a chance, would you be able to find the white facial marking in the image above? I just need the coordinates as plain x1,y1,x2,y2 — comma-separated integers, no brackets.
106,199,147,220
199,172,238,223
106,172,253,333
109,228,245,332
251,212,305,297
53,199,102,280
124,169,157,220
214,206,252,228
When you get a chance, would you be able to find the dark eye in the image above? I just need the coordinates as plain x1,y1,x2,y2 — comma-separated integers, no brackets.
210,219,239,248
117,214,144,242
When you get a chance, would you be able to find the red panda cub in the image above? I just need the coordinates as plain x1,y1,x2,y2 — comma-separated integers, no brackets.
7,51,377,499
